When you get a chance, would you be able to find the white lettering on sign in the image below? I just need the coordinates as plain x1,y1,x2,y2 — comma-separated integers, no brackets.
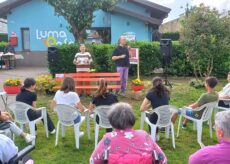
36,29,74,47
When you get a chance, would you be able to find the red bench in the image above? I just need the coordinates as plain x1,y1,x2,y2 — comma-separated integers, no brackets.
54,72,121,92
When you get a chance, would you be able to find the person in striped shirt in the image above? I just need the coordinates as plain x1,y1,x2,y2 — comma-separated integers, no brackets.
73,44,93,95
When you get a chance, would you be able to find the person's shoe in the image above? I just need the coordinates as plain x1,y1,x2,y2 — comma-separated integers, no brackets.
119,92,126,97
79,131,84,137
159,127,165,132
25,134,36,143
50,129,56,134
182,124,187,129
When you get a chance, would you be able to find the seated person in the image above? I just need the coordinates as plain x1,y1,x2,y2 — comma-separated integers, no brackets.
182,76,218,128
3,43,15,69
218,71,230,108
0,134,18,163
140,77,177,132
16,78,56,134
52,77,85,127
89,78,118,132
0,111,35,143
90,102,167,164
189,110,230,164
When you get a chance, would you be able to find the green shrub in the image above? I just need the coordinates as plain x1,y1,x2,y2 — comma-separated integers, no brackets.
0,34,8,42
189,79,204,89
49,41,227,77
162,32,180,41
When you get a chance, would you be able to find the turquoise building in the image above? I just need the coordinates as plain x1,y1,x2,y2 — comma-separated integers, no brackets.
0,0,170,66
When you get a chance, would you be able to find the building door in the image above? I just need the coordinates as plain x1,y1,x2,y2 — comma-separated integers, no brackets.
21,28,30,51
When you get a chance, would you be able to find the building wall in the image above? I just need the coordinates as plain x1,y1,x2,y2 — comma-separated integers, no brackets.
7,0,74,52
0,19,7,34
111,13,149,43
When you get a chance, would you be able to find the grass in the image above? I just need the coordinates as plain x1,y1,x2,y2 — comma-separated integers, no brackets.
14,77,226,164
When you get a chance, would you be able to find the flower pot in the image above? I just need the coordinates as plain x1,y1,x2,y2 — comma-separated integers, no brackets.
131,85,144,91
3,85,21,94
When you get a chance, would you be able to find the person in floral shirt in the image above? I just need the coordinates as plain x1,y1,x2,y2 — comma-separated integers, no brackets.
90,102,167,164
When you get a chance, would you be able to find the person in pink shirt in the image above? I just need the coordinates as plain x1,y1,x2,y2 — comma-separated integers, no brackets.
189,110,230,164
90,102,167,164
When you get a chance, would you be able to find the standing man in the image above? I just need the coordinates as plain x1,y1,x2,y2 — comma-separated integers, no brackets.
112,36,130,96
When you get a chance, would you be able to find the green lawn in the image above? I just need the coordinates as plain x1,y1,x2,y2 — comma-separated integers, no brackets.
15,77,225,164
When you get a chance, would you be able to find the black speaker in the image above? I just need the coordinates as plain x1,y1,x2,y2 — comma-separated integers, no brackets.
160,39,172,66
48,46,58,63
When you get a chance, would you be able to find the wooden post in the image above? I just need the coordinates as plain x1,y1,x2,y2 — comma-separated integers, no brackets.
137,48,140,79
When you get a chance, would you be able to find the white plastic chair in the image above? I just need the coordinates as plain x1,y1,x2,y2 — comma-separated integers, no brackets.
54,104,87,149
215,99,230,112
7,101,49,144
94,105,112,148
140,105,178,149
177,101,217,148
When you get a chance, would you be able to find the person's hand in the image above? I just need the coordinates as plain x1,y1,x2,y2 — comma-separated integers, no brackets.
120,54,126,59
0,112,13,121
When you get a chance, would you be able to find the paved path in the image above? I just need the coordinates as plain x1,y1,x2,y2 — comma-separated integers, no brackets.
0,67,49,111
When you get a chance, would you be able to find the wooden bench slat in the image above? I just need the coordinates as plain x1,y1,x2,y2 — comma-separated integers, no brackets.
54,85,121,90
56,77,120,82
63,72,120,77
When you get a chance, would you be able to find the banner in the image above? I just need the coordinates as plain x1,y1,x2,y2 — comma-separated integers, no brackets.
129,48,139,65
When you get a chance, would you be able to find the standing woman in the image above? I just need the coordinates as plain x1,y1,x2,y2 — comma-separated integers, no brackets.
52,77,85,125
73,44,93,95
140,77,177,130
16,78,56,134
89,78,118,132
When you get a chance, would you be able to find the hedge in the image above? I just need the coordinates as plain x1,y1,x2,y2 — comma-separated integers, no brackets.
49,41,228,77
0,34,8,42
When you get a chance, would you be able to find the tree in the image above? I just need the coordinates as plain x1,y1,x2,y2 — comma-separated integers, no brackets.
180,4,230,79
45,0,119,43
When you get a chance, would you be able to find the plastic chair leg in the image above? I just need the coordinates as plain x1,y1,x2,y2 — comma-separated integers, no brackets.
208,119,213,138
95,124,100,148
86,113,91,140
29,122,36,145
150,125,157,141
176,115,182,137
165,126,170,139
171,123,175,149
55,122,60,147
74,124,80,149
61,125,65,137
140,112,145,130
197,122,203,145
42,109,49,138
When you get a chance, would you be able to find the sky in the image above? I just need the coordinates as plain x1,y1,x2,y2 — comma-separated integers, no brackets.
0,0,230,23
149,0,230,22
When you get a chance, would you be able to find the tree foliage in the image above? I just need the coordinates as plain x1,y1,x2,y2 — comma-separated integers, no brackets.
180,4,230,79
45,0,119,43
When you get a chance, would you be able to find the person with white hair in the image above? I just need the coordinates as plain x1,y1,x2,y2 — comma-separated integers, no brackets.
189,110,230,163
90,102,167,164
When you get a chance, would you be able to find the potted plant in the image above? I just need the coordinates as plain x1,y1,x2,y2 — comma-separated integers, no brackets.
35,74,59,95
131,78,144,91
3,78,22,94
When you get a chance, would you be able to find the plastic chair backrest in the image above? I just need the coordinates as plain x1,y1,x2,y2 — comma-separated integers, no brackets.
200,101,217,121
94,105,112,128
7,102,31,124
149,105,178,127
54,104,80,126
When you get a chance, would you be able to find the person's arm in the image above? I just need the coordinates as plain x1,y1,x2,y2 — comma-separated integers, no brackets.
32,101,36,108
112,55,125,61
75,102,85,112
189,102,199,109
0,112,13,121
219,95,230,99
90,135,108,164
89,103,96,111
50,100,56,110
140,98,151,112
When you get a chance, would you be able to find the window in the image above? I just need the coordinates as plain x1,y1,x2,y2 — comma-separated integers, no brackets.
21,28,30,51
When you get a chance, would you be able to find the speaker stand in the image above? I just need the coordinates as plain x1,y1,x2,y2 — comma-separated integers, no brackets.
163,66,172,88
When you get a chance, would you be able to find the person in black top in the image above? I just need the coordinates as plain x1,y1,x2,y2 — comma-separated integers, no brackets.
16,78,55,134
89,78,118,132
140,77,177,132
112,36,130,95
